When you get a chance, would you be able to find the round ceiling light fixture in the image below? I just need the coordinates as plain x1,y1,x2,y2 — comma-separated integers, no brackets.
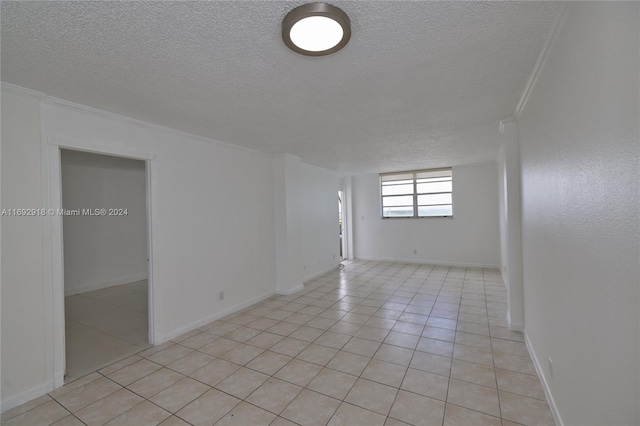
282,3,351,56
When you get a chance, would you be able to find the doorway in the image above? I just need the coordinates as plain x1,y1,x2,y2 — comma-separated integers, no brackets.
338,190,344,260
60,149,150,381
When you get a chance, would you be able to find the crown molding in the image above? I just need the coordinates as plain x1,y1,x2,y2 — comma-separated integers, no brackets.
1,82,47,100
38,96,271,158
514,2,571,119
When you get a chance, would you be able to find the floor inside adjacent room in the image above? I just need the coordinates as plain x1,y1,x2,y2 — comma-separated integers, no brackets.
2,261,554,426
64,280,150,382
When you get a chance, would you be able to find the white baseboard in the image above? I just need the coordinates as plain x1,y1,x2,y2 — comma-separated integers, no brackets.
506,312,524,332
303,264,340,282
276,285,304,296
65,274,148,296
1,380,54,413
524,330,563,426
153,290,275,344
354,256,500,269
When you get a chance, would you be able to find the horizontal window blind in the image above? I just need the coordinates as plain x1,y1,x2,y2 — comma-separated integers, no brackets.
380,168,452,218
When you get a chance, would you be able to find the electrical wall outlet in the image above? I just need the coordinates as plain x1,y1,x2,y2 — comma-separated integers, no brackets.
548,356,553,377
413,249,417,255
219,291,224,301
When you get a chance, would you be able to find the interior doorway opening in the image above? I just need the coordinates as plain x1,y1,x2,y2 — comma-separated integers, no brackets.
60,149,151,382
338,190,344,260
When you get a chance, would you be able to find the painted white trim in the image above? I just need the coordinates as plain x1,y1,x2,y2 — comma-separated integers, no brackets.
277,285,304,296
64,274,148,296
506,312,524,332
354,257,500,269
303,264,340,283
514,2,571,118
35,94,271,158
154,291,275,343
1,82,47,100
1,381,53,413
524,330,563,426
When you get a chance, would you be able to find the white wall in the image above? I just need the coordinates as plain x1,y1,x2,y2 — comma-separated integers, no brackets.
352,161,500,267
299,163,340,280
517,3,639,425
496,146,508,277
1,88,278,409
1,90,49,410
61,151,147,295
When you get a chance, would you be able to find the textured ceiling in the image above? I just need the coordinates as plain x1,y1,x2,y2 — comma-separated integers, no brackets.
1,1,562,173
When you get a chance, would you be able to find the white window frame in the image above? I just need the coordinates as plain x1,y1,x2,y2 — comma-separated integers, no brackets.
380,167,453,218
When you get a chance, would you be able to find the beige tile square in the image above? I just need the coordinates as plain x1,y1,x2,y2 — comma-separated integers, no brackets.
51,415,85,426
107,359,162,386
223,326,262,343
314,331,351,349
307,368,358,400
246,378,303,415
75,388,144,426
328,320,363,335
178,332,218,350
1,394,52,421
215,367,269,399
499,391,555,425
149,377,211,413
416,337,454,357
456,321,490,336
422,326,456,342
451,359,496,388
274,359,323,387
446,378,500,417
204,323,240,336
215,401,276,426
246,350,292,375
410,351,451,377
246,332,284,349
342,337,381,357
158,415,191,426
361,359,407,388
328,402,386,426
176,388,240,426
373,344,414,366
344,378,397,416
127,368,185,398
289,326,325,342
496,368,546,400
188,358,240,386
3,400,70,426
55,377,122,412
384,331,420,349
270,337,310,357
147,345,193,366
98,356,143,376
270,417,299,426
454,331,492,350
354,326,390,342
389,390,445,426
296,344,338,366
392,321,425,336
165,351,215,375
443,403,502,426
364,317,396,330
326,351,370,376
453,344,494,367
492,351,536,376
402,367,449,401
198,337,239,357
267,321,301,336
219,344,265,365
281,389,340,426
491,338,529,357
105,401,171,425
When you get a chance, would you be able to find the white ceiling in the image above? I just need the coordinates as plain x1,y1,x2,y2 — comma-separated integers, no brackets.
1,1,562,173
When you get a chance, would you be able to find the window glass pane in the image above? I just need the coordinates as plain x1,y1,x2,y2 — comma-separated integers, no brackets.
417,181,452,194
383,206,414,217
415,169,452,180
418,205,453,217
382,179,414,185
382,183,414,196
417,193,452,205
383,195,414,207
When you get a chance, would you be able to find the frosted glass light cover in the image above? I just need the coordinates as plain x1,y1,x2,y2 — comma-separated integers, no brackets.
289,16,344,52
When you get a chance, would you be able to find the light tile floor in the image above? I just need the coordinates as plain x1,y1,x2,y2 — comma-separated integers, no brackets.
2,261,555,426
64,280,149,381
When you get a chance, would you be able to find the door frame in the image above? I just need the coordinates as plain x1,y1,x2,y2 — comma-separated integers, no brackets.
43,136,157,388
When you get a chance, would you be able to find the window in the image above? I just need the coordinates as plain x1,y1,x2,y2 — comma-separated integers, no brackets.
380,168,453,218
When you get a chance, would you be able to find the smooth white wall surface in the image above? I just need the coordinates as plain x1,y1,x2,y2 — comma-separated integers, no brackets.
352,161,500,267
1,88,278,409
299,163,340,280
61,151,147,295
1,91,48,410
517,3,639,424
